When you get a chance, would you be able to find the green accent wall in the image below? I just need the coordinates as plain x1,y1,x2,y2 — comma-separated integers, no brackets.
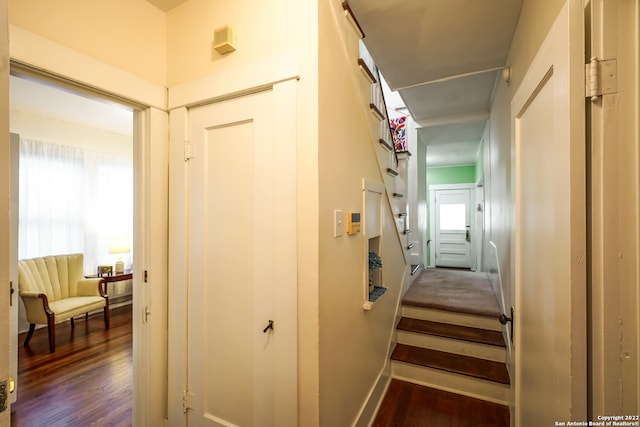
427,165,476,185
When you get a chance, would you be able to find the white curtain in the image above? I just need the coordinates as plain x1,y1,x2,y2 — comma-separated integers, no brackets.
19,138,133,274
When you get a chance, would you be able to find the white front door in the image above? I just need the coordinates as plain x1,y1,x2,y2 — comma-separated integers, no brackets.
434,189,471,268
512,1,586,424
186,87,297,427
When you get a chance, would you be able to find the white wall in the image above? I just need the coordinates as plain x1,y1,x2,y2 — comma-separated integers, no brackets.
483,0,566,331
484,0,580,422
406,117,423,278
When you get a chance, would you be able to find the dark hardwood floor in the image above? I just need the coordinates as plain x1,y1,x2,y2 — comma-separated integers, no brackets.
373,379,509,427
10,305,133,427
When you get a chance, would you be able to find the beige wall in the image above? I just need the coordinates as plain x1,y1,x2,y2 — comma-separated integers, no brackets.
318,2,406,426
166,0,311,86
9,0,167,86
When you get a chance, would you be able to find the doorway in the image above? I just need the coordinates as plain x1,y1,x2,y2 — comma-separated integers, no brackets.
428,183,476,270
9,72,135,424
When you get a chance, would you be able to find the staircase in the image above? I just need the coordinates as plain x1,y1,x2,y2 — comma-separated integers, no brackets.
339,4,510,422
391,302,510,406
342,1,415,269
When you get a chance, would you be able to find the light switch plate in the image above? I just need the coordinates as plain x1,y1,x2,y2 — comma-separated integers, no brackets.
334,210,343,237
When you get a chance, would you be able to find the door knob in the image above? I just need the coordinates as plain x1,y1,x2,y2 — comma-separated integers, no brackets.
499,307,514,342
263,320,274,333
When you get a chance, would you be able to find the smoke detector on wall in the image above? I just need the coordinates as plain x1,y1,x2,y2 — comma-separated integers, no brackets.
213,25,236,55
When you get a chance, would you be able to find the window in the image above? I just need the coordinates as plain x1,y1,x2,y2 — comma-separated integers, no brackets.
19,138,133,273
439,203,466,230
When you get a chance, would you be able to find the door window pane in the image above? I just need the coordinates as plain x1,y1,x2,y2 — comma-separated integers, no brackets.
440,204,466,230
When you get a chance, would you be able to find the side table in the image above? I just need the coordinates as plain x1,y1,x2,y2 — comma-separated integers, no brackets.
85,270,133,304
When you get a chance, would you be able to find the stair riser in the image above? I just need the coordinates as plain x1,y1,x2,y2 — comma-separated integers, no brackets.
402,306,502,332
396,330,506,363
391,361,510,406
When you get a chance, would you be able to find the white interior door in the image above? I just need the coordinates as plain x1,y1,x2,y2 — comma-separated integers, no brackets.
434,189,471,268
512,1,586,424
186,87,296,427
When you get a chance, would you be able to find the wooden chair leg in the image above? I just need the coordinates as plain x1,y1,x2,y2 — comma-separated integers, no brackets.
70,317,75,328
85,312,89,321
47,313,56,353
104,303,110,330
23,324,36,347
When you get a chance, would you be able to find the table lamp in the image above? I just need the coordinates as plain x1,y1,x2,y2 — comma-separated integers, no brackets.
108,235,131,274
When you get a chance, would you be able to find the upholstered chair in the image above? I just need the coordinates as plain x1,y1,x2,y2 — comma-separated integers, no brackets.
18,253,109,352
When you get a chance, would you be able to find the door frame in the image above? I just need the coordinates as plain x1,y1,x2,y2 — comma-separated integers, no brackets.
587,0,640,416
167,51,300,426
428,183,477,270
511,0,586,422
7,26,168,426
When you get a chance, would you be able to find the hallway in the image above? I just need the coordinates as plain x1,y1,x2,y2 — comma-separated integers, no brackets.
374,268,509,426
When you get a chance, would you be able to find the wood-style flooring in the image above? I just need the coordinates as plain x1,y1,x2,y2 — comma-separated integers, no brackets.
10,305,133,427
373,379,509,427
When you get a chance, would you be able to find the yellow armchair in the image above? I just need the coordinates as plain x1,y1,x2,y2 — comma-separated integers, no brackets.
18,253,109,352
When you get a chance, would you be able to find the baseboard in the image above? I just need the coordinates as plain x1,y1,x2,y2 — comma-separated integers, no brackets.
353,366,391,427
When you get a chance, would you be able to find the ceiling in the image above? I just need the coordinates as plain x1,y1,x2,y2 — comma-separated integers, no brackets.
10,75,133,136
146,0,189,12
349,0,523,167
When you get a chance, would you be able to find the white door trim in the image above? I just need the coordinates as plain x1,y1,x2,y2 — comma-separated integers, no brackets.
588,0,640,415
428,183,476,269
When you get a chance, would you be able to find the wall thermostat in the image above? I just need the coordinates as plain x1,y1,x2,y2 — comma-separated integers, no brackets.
347,212,361,235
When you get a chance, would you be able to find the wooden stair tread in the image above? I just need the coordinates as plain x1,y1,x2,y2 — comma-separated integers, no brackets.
391,344,510,385
398,317,506,347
